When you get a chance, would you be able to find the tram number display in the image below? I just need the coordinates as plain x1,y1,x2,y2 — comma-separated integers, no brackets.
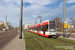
50,21,55,26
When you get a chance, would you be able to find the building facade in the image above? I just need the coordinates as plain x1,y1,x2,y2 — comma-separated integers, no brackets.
23,24,35,30
0,21,9,29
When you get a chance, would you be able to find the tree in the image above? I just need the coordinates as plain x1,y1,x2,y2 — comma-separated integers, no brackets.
52,17,63,31
69,18,75,28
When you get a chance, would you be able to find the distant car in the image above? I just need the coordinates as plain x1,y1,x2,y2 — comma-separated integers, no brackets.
2,28,7,31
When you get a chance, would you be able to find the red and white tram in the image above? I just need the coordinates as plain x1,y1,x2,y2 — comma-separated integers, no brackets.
28,20,56,38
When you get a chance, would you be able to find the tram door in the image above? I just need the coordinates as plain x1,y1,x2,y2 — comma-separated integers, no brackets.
37,26,39,33
43,25,46,34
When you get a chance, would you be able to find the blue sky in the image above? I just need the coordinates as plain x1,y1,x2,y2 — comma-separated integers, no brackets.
0,0,75,27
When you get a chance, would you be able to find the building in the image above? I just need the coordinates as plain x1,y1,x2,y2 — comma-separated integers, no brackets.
68,25,74,29
23,24,35,30
0,21,9,29
23,24,29,30
67,25,75,31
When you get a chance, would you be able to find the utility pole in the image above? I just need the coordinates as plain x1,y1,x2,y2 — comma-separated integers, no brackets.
6,14,7,30
19,0,23,39
63,0,67,37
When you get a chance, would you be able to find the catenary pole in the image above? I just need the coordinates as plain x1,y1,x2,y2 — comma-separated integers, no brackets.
63,0,66,37
19,0,23,39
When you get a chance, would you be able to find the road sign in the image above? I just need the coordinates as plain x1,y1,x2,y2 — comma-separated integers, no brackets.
64,21,67,28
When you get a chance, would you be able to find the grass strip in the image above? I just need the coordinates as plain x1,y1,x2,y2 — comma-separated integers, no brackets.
57,37,75,44
24,31,75,50
23,31,40,50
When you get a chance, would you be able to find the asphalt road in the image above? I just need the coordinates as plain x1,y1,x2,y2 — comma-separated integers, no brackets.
0,29,18,50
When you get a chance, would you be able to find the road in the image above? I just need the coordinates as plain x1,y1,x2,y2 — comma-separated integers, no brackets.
56,32,75,38
0,29,18,50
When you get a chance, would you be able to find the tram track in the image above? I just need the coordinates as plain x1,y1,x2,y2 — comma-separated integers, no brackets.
27,32,56,50
27,33,43,50
57,38,75,45
35,37,56,50
50,38,75,48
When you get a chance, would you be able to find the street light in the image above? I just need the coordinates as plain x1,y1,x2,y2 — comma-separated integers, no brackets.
6,14,7,31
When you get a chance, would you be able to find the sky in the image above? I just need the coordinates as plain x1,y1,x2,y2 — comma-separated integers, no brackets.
0,0,75,27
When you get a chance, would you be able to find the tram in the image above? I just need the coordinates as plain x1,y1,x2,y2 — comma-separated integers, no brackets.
28,20,56,38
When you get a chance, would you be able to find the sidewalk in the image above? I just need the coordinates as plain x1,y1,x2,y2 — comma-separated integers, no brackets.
57,32,75,34
59,36,75,40
3,32,26,50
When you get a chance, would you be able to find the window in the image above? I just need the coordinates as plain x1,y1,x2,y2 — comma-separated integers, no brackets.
34,27,35,30
39,25,43,31
46,24,48,31
49,21,56,32
39,26,41,31
35,26,37,30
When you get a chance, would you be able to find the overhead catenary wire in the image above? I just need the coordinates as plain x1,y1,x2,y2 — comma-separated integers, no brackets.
24,0,39,24
37,0,53,15
29,0,39,16
24,0,63,24
29,0,42,24
32,0,42,15
40,0,63,17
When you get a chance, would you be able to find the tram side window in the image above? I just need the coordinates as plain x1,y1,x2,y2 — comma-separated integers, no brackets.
31,27,33,30
32,27,33,30
41,25,43,31
34,27,35,30
39,25,43,31
46,24,48,31
31,27,32,30
33,27,34,30
39,26,41,31
35,26,37,30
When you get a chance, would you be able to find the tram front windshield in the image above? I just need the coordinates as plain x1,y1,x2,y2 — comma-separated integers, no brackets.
49,21,56,32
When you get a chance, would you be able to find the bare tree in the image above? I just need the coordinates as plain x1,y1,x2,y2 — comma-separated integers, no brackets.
69,18,75,28
52,17,63,31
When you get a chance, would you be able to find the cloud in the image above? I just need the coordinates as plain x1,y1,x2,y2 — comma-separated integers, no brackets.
24,0,53,5
0,0,75,27
66,0,75,3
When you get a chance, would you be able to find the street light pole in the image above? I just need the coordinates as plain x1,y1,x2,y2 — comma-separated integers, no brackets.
6,14,7,30
19,0,23,39
63,0,66,37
